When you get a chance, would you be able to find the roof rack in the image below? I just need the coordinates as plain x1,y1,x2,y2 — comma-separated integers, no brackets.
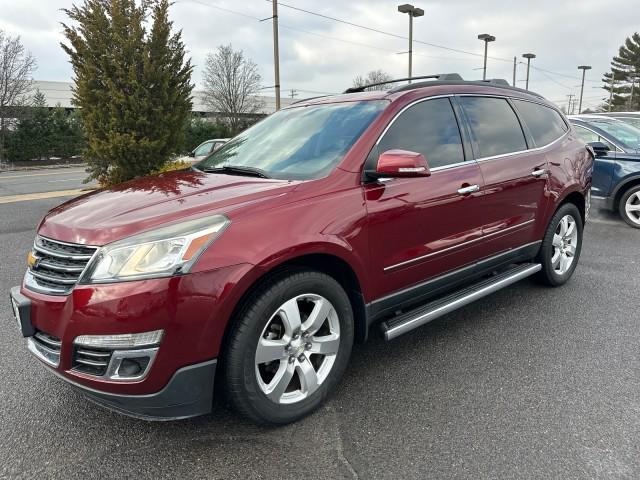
344,73,463,93
389,77,544,99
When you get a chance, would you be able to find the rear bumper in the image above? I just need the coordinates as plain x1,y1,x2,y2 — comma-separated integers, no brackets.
51,358,217,420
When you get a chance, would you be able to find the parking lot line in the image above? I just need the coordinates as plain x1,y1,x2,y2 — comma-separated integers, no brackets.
0,189,85,204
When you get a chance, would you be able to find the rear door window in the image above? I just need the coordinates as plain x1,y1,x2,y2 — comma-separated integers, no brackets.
512,99,568,147
460,97,527,158
377,97,465,169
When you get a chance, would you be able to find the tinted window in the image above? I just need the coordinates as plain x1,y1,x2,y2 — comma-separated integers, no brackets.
573,125,617,151
377,98,464,169
460,97,527,158
513,99,567,146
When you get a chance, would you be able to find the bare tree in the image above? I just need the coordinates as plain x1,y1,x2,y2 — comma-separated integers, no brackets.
0,30,36,162
203,45,263,134
352,69,393,91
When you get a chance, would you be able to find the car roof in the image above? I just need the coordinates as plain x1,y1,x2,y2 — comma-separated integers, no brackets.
290,82,552,109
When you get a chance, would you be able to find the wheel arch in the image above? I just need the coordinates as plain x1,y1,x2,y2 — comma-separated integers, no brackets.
612,175,640,210
219,250,369,366
556,189,586,223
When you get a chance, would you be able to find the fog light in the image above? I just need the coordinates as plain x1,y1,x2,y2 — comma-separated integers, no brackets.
106,348,158,381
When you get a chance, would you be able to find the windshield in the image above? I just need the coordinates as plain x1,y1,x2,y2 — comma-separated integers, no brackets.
587,119,640,150
613,116,640,130
196,100,387,180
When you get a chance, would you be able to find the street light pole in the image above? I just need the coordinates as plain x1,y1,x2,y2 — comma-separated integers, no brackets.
522,53,536,90
477,34,496,81
512,56,517,87
398,4,424,83
272,0,281,111
577,65,592,114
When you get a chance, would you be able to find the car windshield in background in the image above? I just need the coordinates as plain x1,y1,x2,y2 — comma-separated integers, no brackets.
196,100,388,180
588,119,640,150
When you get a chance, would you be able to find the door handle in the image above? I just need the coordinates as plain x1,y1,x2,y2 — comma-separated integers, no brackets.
531,169,547,177
457,184,480,195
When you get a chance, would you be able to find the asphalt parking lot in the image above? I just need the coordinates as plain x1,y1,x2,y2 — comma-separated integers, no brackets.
0,190,638,479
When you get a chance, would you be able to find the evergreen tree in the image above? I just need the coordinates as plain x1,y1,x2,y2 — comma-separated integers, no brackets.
62,0,194,186
602,33,640,112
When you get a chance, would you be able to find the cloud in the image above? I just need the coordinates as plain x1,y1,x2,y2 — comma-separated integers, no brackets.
0,0,635,110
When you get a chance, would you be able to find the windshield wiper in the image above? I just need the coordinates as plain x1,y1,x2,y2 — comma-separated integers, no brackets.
203,165,271,179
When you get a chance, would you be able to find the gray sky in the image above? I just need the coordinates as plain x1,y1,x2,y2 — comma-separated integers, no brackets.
0,0,638,110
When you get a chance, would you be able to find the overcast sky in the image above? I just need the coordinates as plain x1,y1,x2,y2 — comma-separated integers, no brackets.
0,0,638,110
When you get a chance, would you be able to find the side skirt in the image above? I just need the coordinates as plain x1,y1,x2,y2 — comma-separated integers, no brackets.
366,241,541,323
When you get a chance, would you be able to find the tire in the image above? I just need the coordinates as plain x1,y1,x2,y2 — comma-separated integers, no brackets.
618,185,640,229
223,269,354,425
536,203,583,286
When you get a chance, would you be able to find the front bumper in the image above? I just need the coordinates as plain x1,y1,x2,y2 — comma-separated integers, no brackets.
54,358,217,420
10,262,253,419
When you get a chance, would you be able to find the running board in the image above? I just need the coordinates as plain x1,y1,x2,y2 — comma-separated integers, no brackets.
380,263,541,341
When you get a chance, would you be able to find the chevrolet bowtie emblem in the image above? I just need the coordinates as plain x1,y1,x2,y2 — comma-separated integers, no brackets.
27,251,39,268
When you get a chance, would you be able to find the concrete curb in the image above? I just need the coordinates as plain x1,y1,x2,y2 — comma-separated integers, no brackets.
0,163,87,173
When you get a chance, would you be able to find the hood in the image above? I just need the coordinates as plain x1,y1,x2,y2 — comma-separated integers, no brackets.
38,170,299,245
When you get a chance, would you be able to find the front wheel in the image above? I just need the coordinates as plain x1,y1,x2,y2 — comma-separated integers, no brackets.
223,270,354,425
536,203,583,286
619,185,640,229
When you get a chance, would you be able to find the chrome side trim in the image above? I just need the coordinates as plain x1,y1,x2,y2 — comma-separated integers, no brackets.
383,219,535,272
382,263,542,340
372,93,570,175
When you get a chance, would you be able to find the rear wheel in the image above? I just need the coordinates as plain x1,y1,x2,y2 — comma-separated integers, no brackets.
536,203,583,286
619,185,640,229
223,270,353,425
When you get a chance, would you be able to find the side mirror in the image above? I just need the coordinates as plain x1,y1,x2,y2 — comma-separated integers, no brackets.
188,150,196,158
587,141,610,157
369,149,431,179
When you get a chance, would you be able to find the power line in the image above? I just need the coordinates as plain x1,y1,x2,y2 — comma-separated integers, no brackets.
267,0,512,63
180,0,604,90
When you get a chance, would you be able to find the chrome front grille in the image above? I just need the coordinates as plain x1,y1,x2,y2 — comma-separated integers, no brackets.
26,236,98,295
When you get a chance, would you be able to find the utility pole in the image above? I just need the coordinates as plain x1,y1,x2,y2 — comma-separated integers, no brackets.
577,65,591,114
608,72,615,112
398,4,424,83
629,74,638,110
477,34,496,81
522,53,536,90
289,89,298,99
272,0,281,110
567,94,575,114
512,56,517,87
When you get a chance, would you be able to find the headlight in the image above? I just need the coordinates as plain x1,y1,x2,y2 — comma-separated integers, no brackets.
82,215,230,283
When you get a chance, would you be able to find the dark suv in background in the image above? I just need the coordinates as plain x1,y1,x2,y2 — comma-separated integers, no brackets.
11,75,592,424
570,115,640,228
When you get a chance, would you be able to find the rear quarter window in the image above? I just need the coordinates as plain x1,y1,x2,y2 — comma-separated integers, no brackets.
512,99,568,147
459,96,527,158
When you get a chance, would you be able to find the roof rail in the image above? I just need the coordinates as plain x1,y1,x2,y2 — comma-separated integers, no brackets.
389,78,545,99
344,73,463,93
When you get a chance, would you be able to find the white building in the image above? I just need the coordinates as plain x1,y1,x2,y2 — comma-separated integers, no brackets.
33,80,295,115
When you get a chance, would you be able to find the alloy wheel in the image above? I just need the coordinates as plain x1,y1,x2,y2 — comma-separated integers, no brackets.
624,191,640,226
551,214,578,275
255,294,340,404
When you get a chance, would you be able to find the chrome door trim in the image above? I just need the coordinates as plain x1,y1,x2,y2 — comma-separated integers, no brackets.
383,219,535,272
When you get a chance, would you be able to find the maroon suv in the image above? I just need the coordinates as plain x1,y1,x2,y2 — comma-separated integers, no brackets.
10,78,593,424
